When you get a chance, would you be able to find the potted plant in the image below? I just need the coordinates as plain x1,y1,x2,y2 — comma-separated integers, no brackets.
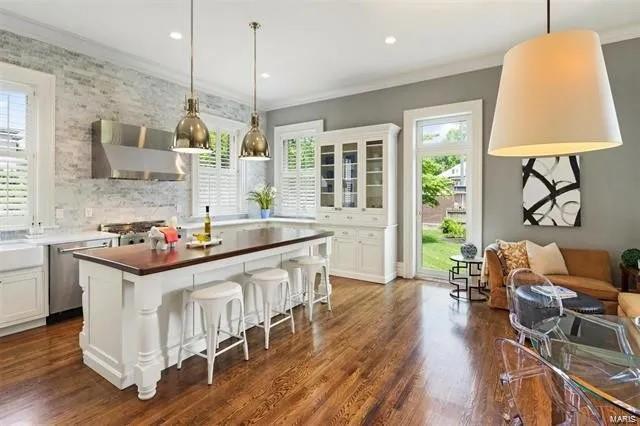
248,184,277,219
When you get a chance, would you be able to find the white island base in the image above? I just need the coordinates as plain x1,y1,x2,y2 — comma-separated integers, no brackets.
77,231,332,400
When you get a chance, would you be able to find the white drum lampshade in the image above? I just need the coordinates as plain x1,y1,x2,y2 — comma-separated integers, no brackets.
488,30,622,157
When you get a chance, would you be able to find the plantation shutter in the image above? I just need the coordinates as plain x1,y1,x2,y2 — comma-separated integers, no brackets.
0,87,31,228
196,128,241,216
279,136,316,217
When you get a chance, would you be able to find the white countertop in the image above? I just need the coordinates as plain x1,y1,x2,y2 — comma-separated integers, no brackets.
1,231,119,246
178,217,317,230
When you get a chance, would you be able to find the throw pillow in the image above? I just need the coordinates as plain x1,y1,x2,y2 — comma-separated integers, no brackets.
496,240,530,275
525,241,569,275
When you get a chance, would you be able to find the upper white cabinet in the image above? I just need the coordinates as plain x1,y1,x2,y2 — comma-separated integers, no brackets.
316,124,399,227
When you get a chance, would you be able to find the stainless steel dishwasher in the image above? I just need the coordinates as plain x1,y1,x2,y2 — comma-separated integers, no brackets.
49,238,112,316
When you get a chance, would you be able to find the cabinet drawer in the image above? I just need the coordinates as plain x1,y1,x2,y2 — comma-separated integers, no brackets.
334,228,356,240
358,229,383,242
360,214,384,226
318,212,338,222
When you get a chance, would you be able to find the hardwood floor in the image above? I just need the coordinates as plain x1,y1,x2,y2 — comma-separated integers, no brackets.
0,277,514,425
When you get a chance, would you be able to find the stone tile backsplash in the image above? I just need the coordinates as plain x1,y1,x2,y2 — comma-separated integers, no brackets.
0,30,268,233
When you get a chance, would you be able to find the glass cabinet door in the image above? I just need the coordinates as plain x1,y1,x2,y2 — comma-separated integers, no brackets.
341,142,359,209
319,144,336,208
365,140,384,209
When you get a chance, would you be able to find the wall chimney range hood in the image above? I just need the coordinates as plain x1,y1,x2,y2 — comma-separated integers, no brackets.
92,120,187,181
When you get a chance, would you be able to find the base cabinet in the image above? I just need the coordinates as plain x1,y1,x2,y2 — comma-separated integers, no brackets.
322,225,397,284
0,268,45,328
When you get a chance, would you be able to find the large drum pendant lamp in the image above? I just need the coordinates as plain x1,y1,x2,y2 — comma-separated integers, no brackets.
488,0,622,157
172,0,210,154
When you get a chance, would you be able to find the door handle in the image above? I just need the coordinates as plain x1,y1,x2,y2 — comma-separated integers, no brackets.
58,242,110,254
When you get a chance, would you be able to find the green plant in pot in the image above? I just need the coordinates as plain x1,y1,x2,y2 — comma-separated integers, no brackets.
248,184,277,219
621,248,640,269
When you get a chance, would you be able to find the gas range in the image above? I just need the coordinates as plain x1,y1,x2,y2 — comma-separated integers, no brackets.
99,220,184,246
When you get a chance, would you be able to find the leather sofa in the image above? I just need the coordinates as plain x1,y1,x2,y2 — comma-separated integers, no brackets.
618,292,640,317
485,243,619,314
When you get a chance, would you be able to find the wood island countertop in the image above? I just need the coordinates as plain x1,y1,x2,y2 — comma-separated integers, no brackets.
74,227,334,276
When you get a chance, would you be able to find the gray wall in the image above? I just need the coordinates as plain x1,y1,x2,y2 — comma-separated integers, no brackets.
267,37,640,284
0,29,267,233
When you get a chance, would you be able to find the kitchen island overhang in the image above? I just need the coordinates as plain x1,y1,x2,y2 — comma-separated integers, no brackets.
74,228,333,400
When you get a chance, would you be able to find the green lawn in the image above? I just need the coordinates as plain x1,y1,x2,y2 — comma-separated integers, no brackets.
422,227,461,271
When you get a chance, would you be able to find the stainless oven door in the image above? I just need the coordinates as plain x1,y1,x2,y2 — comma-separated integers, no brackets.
48,239,112,314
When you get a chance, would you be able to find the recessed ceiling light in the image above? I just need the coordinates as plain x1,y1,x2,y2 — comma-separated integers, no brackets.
385,36,397,45
260,72,270,79
169,31,183,40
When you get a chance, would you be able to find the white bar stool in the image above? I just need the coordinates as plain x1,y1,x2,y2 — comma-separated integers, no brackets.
290,255,332,322
177,281,249,385
247,268,295,349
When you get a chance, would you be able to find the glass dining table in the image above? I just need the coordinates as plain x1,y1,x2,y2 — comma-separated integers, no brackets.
532,309,640,415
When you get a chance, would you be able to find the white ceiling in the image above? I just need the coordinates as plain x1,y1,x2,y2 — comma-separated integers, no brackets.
2,0,640,110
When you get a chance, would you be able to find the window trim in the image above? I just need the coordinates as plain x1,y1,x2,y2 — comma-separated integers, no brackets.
0,62,55,231
273,120,324,218
191,113,247,218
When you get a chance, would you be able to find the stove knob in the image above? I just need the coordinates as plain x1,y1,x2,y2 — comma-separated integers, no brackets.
139,239,145,243
128,240,134,245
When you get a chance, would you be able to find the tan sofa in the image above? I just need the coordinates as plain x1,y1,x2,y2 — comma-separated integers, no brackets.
485,243,619,314
618,292,640,317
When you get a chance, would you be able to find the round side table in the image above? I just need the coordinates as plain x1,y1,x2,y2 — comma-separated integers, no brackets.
448,255,487,302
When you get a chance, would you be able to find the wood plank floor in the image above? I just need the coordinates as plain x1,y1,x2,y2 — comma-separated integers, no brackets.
0,277,515,425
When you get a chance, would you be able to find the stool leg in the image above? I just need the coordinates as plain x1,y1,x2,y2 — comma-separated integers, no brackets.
286,280,295,334
207,316,219,385
177,300,188,370
216,312,222,349
323,266,332,311
263,300,271,349
239,300,249,361
307,271,315,322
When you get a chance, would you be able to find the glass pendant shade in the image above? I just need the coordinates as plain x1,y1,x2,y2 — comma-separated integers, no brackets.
488,30,622,157
240,113,269,160
173,98,210,154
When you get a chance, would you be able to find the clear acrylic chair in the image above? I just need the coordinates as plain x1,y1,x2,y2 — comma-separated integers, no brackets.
506,268,565,354
495,338,604,425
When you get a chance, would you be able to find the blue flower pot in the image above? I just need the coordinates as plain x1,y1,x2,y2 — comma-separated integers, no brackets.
260,209,270,219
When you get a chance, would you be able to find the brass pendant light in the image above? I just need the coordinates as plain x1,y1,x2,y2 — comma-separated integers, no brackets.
240,22,270,161
172,0,210,154
488,0,622,157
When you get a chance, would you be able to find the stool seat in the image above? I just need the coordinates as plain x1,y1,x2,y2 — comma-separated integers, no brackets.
291,255,326,266
191,281,242,300
251,268,289,282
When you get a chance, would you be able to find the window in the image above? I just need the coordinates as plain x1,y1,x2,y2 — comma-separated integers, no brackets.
192,115,246,217
0,63,55,230
274,120,323,217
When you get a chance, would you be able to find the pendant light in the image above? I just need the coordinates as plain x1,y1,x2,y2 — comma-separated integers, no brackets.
172,0,210,154
488,0,622,157
240,22,270,161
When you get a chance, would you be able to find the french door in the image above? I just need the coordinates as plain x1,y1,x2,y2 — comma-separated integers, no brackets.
415,114,478,279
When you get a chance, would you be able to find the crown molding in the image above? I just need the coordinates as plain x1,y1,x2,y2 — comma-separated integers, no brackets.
2,8,639,113
0,9,252,108
264,23,640,111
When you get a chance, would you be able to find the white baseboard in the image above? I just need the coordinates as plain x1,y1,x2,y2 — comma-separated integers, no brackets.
0,317,46,337
396,262,405,277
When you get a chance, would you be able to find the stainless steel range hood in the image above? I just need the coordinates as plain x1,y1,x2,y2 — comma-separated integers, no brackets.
92,120,187,181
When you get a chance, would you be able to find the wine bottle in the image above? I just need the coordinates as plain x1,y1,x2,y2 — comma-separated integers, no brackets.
204,205,211,240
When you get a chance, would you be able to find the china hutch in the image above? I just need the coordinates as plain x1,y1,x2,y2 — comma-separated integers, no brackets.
315,123,400,283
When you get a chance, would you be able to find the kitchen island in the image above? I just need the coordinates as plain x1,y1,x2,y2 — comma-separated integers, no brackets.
74,227,333,400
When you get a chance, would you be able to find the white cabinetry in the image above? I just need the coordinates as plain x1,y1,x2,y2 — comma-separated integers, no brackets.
315,123,400,284
0,267,46,335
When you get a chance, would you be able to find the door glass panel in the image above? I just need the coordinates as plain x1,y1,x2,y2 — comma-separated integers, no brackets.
365,140,383,209
421,154,468,272
320,145,335,207
419,119,468,145
342,142,358,208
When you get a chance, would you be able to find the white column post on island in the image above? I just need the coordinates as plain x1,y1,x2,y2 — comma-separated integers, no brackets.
74,228,333,400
